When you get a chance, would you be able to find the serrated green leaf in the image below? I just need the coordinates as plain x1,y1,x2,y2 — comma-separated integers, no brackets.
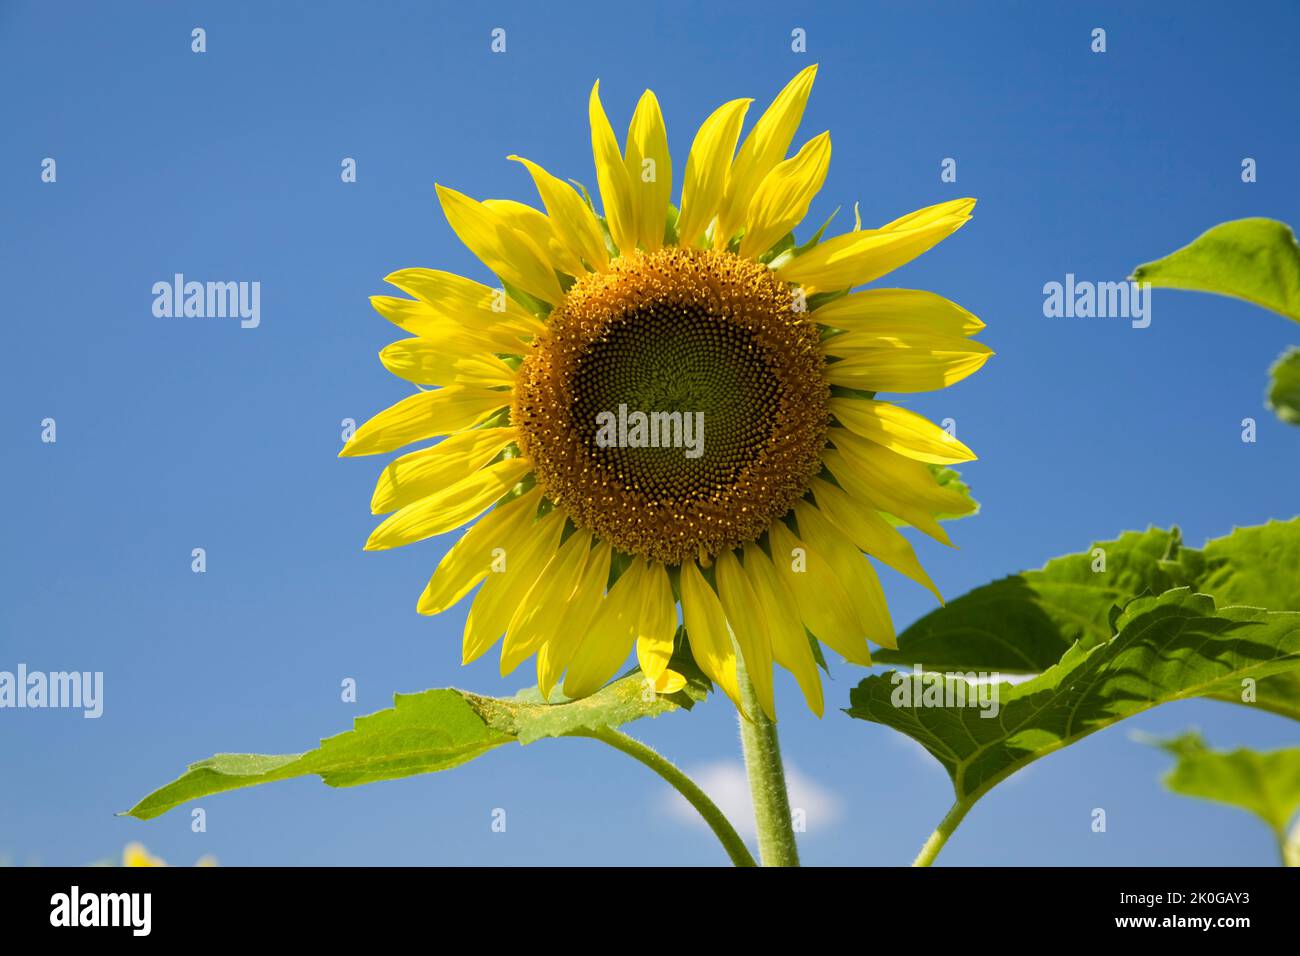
876,526,1188,671
849,589,1300,807
877,518,1300,720
1189,518,1300,610
1131,217,1300,323
1204,668,1300,724
1267,346,1300,425
124,670,706,821
1143,731,1300,846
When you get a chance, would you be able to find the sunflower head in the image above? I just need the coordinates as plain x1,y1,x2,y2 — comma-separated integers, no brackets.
344,65,989,721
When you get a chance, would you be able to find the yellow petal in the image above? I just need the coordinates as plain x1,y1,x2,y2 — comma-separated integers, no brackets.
462,508,564,663
717,64,818,246
810,477,941,602
635,561,678,683
794,501,896,649
831,430,974,523
652,669,687,694
823,445,952,546
740,131,831,259
624,90,672,251
742,543,823,717
501,529,593,676
418,487,542,616
777,199,975,292
371,427,517,514
881,197,977,232
830,397,975,465
365,457,531,551
822,328,991,356
510,155,610,271
676,98,751,248
435,184,565,306
589,80,636,256
824,333,993,392
379,339,517,388
714,550,776,721
563,555,647,699
381,268,543,342
679,559,744,713
501,530,591,668
536,539,611,696
340,386,509,457
483,198,587,278
768,518,872,665
812,288,984,337
369,294,534,355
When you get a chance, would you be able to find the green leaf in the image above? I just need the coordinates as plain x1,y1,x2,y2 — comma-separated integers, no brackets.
1131,218,1300,323
1183,517,1300,610
124,670,707,821
1143,730,1300,845
876,518,1300,720
1204,668,1300,724
849,589,1300,807
876,526,1189,671
1267,346,1300,425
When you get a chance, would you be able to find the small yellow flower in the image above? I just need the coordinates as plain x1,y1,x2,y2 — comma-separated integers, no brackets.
122,842,165,867
120,842,217,867
346,66,988,719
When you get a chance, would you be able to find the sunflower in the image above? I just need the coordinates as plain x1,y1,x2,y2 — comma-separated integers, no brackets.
343,65,989,720
121,842,217,867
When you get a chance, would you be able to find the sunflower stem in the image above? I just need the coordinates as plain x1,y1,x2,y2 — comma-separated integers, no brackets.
1280,818,1299,867
579,726,757,867
736,659,801,867
913,799,971,866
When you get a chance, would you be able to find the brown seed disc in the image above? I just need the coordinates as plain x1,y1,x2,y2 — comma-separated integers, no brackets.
511,246,829,564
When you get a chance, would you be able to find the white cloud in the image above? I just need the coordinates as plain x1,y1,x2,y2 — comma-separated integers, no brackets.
661,760,842,839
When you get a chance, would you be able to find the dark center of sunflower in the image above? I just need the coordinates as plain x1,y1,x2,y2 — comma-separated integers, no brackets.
512,247,829,565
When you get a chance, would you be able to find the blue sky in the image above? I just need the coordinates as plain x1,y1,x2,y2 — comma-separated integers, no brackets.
2,0,1299,866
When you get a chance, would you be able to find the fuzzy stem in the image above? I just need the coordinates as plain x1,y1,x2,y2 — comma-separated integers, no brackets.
1280,818,1299,867
736,660,801,867
913,800,972,866
579,726,757,867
